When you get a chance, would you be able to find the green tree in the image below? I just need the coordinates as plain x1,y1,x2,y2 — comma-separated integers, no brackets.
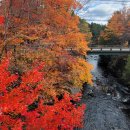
123,56,130,85
89,23,105,43
79,18,92,43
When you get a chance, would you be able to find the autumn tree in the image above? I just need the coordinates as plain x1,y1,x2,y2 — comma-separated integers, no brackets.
0,58,85,130
0,0,93,102
99,27,120,45
0,1,93,129
99,8,130,46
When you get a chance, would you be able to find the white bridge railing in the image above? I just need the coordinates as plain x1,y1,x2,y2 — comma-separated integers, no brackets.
90,48,130,52
88,45,130,53
65,47,130,54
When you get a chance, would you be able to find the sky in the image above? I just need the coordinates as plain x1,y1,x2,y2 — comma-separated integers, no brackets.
77,0,130,25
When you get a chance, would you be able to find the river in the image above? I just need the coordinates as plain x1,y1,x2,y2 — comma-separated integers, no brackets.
79,55,130,130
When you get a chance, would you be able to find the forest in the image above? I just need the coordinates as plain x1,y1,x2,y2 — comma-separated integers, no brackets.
0,0,130,130
0,0,92,130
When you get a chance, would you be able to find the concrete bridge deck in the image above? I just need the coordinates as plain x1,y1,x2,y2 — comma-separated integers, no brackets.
88,46,130,55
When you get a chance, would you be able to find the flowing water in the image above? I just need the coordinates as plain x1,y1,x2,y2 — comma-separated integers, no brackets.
79,55,130,130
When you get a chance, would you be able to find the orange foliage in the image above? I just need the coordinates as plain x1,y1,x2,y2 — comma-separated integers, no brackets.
0,58,85,130
0,0,92,100
0,1,93,129
100,9,130,45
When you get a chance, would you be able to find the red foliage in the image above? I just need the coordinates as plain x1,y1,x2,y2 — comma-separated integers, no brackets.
0,16,4,24
0,58,85,130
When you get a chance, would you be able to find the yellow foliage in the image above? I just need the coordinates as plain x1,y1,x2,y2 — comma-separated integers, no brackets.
69,58,93,88
0,0,93,98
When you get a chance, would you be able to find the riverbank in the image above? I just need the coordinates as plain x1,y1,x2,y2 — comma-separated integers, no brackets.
98,55,130,105
98,55,130,87
79,55,130,130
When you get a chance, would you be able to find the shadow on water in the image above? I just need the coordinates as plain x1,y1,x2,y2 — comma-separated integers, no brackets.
78,55,130,130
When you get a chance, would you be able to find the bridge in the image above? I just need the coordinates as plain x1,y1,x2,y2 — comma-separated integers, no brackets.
88,45,130,55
